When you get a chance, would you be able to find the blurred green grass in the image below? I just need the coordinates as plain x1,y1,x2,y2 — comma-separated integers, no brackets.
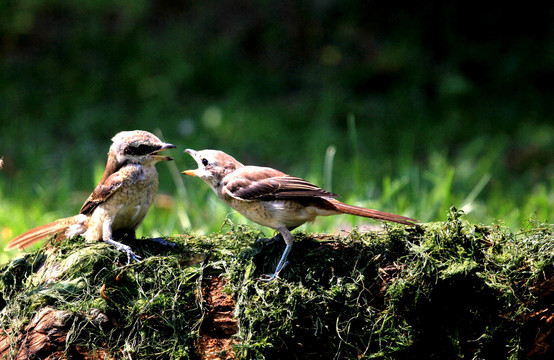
1,1,552,262
1,117,552,264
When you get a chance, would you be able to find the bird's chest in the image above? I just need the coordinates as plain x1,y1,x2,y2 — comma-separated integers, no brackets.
227,198,313,229
111,168,158,229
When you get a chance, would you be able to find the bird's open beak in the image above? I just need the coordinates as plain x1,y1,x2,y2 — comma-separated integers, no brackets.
182,149,198,176
152,143,176,161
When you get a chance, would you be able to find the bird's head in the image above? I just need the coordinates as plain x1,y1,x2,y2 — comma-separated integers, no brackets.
182,149,243,188
110,130,176,165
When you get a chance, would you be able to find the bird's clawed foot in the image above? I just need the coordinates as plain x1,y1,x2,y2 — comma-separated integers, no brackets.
258,261,290,282
104,239,141,265
258,241,292,281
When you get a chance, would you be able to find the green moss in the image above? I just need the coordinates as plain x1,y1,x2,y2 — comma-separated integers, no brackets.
0,211,552,359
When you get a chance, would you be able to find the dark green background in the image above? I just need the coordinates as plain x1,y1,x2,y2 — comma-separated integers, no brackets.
1,1,552,231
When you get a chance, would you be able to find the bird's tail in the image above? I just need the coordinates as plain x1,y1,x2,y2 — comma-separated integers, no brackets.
5,216,80,250
328,199,418,225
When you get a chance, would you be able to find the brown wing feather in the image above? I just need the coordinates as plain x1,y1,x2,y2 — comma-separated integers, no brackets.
225,166,338,201
80,171,124,215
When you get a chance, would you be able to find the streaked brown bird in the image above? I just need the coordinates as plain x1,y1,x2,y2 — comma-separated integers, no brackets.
6,130,176,263
182,149,418,280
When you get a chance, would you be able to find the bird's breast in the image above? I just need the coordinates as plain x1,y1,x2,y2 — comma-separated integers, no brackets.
87,165,159,238
113,170,158,229
227,198,319,230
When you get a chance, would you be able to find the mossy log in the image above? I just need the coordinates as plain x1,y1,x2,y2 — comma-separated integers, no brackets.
0,209,553,359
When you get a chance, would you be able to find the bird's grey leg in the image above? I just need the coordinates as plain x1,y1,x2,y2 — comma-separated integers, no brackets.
260,228,293,281
103,221,141,264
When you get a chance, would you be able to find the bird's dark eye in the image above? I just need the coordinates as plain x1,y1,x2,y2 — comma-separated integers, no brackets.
201,158,209,166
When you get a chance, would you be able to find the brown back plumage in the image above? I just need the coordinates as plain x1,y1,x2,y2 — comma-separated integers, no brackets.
5,216,78,250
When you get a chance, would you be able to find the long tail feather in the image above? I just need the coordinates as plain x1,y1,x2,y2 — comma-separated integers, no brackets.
328,199,418,225
5,216,79,250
